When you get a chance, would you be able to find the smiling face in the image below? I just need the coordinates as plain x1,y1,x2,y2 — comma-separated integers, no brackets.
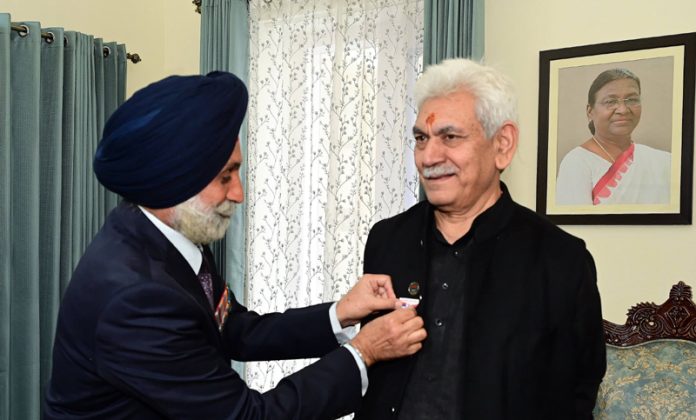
587,78,642,141
413,90,517,214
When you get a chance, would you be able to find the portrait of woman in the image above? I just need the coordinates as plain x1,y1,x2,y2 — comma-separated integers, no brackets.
555,68,671,205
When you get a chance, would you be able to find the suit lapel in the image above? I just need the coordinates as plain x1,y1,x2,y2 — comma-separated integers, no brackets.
113,203,222,332
391,204,432,384
161,246,216,317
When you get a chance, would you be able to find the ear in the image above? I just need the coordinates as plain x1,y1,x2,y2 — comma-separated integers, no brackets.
493,121,518,171
586,103,593,119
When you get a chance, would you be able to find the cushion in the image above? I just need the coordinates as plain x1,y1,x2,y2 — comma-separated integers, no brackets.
593,340,696,419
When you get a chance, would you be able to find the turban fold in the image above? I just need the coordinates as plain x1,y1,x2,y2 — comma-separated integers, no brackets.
94,71,248,208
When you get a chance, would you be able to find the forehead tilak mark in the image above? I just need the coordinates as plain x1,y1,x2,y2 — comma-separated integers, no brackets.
425,113,436,128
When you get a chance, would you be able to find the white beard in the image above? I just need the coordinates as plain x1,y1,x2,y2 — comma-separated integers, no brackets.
171,195,236,244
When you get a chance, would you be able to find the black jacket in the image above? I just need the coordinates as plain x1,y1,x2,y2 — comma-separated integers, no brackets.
355,184,606,419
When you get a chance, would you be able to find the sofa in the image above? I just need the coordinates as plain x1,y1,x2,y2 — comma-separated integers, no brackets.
593,281,696,418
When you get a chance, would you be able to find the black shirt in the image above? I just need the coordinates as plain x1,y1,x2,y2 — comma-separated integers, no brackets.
398,224,474,420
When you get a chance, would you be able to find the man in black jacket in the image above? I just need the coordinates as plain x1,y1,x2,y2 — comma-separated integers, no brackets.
355,59,606,419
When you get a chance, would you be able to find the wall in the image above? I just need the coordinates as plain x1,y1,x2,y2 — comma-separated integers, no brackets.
487,0,696,322
3,0,200,96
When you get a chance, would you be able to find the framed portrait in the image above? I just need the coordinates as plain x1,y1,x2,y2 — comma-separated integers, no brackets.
537,33,695,225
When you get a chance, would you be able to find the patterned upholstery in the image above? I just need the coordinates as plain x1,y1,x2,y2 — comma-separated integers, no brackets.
593,282,696,419
593,340,696,419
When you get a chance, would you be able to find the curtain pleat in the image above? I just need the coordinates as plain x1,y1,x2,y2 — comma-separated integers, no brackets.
0,14,12,420
103,42,124,216
116,44,127,105
9,20,42,420
424,0,484,64
74,33,96,247
38,26,65,407
61,31,79,280
0,13,127,418
94,38,106,228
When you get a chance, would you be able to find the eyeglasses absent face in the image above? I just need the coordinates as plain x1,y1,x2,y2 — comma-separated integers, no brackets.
599,96,641,110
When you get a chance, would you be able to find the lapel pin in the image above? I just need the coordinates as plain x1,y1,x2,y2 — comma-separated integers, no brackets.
407,281,420,296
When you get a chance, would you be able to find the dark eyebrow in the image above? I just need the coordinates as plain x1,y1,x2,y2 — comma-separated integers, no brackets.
413,125,464,137
220,162,242,175
413,126,427,136
433,125,461,136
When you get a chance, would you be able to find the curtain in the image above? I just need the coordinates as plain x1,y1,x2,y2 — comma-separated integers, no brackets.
0,14,126,419
246,0,423,393
424,0,484,64
200,0,249,376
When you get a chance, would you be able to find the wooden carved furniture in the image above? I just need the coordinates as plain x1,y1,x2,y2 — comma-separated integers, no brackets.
593,282,696,419
603,281,696,346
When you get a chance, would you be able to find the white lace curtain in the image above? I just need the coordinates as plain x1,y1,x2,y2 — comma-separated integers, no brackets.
246,0,423,392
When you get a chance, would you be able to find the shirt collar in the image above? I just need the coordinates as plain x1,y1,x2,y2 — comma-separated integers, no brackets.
468,181,515,243
138,206,203,274
424,181,515,246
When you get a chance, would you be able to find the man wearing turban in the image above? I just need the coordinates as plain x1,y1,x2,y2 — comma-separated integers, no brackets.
44,72,426,419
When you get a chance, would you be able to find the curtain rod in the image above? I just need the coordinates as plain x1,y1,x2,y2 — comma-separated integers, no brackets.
10,24,141,64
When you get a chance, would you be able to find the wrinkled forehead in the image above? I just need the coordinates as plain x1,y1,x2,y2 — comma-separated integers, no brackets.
415,92,479,129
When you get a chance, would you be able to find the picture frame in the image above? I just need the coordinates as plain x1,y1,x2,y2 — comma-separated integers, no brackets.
537,33,696,225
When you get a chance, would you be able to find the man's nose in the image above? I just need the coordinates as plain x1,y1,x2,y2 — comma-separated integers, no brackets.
227,176,244,203
420,138,445,166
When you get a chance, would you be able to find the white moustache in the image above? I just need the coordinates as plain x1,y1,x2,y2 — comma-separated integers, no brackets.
422,165,459,179
216,201,237,217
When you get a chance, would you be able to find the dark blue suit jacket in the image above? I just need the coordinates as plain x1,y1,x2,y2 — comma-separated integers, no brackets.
45,202,360,419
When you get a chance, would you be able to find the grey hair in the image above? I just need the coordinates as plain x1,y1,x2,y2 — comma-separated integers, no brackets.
414,58,518,139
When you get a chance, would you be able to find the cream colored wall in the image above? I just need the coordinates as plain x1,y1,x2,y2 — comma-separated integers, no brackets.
487,0,696,322
4,0,200,96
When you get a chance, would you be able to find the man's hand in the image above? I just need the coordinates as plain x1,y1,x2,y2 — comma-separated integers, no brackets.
336,274,399,328
349,308,426,367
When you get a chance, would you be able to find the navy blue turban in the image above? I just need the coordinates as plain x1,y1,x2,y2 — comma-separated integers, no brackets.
94,71,248,208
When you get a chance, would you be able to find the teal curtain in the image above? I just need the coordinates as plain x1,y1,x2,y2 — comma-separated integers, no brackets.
0,14,126,419
200,0,249,376
200,0,249,307
0,16,11,420
424,0,484,64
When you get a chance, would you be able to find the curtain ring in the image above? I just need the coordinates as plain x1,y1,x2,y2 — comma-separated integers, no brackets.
17,24,29,37
44,31,55,44
103,46,111,58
